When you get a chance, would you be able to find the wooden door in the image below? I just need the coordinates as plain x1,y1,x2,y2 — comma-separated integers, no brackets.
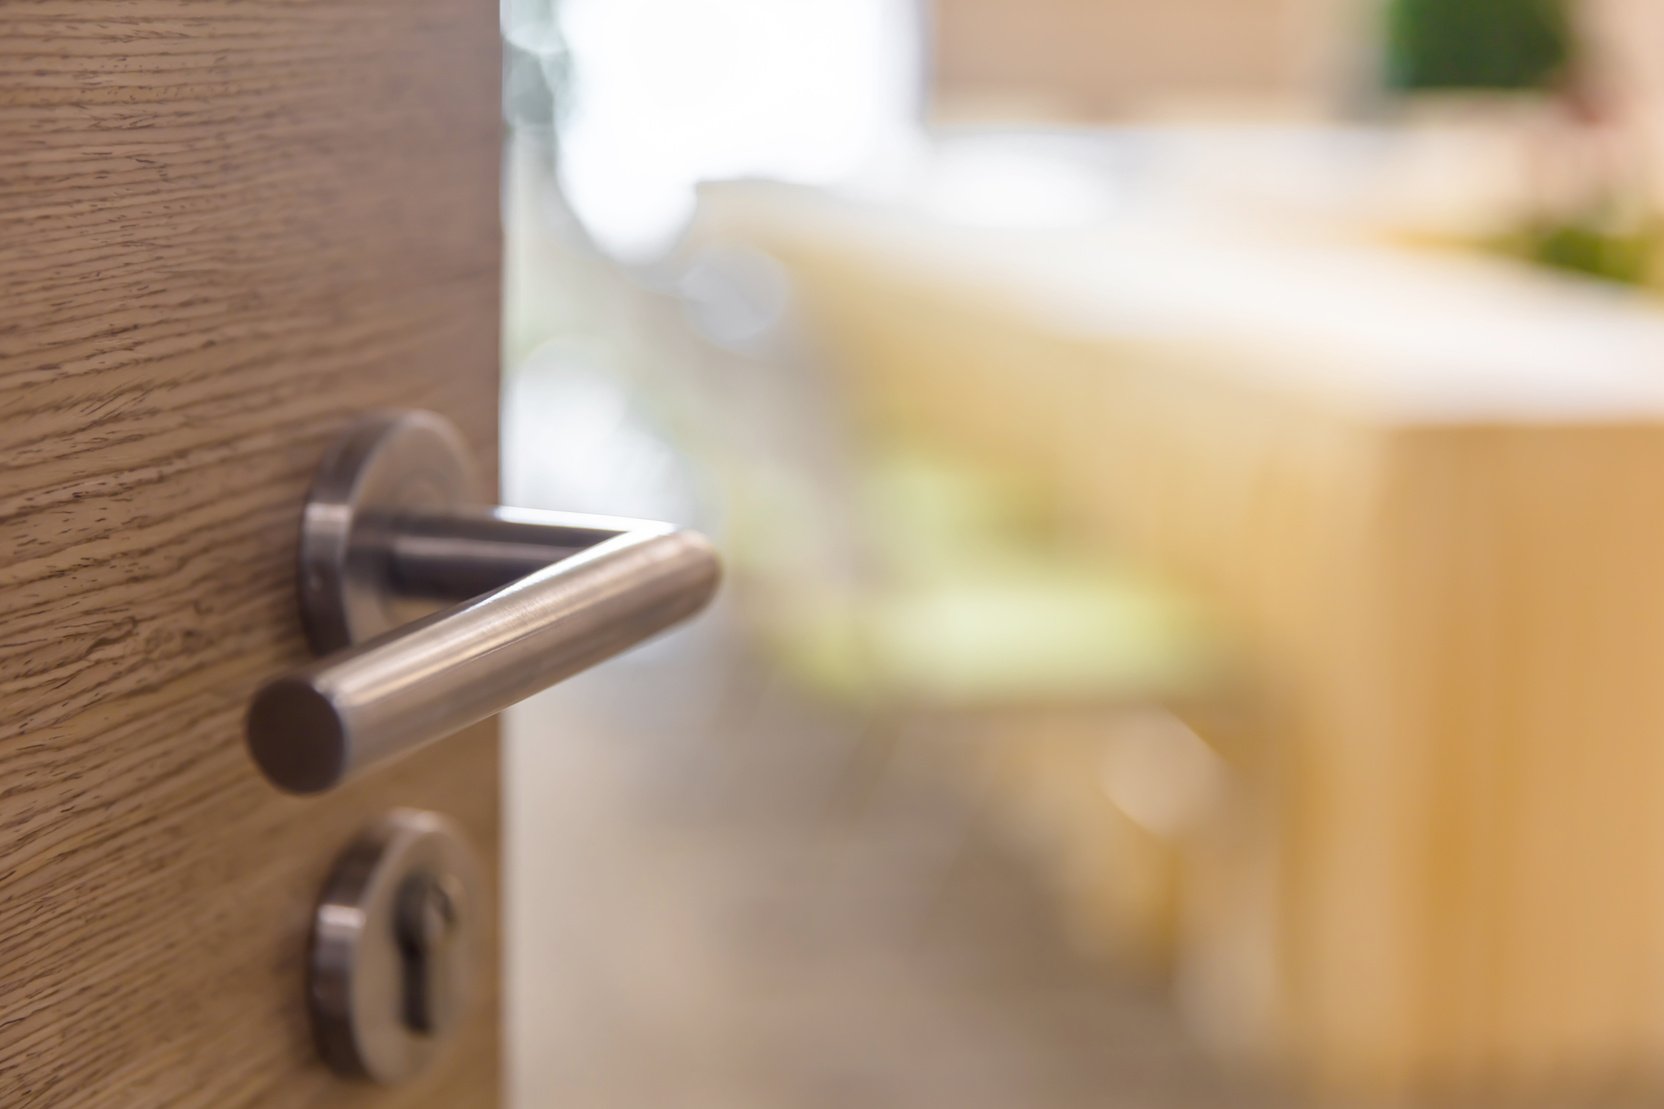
1,2,502,1105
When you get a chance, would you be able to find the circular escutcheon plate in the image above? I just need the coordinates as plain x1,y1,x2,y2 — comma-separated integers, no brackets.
298,410,481,653
309,808,483,1085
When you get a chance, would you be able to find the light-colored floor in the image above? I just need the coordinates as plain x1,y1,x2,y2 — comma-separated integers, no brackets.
505,601,1266,1108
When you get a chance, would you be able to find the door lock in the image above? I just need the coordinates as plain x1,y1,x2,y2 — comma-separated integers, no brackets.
311,809,482,1083
394,869,464,1036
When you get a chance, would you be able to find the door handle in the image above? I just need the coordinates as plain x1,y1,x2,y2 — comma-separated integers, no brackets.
246,410,721,794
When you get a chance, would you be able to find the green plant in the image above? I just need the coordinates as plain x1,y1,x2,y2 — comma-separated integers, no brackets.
1508,218,1660,285
1383,0,1574,92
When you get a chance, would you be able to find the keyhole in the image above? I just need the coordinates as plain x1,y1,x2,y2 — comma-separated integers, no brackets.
394,870,462,1035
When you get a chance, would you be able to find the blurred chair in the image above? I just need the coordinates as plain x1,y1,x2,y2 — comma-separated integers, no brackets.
658,238,1237,973
686,156,1664,1103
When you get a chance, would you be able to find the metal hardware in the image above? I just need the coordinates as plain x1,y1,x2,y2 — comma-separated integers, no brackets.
311,809,481,1083
245,410,721,794
394,869,464,1035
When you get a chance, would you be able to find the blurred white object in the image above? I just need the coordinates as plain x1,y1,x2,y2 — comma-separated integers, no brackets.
551,0,924,261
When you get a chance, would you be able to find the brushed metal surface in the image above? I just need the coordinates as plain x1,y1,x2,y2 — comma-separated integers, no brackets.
247,411,721,793
311,809,482,1084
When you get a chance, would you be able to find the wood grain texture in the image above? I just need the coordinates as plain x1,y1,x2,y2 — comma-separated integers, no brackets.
0,2,502,1106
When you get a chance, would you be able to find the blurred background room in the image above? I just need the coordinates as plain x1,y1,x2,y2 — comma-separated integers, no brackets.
498,0,1664,1104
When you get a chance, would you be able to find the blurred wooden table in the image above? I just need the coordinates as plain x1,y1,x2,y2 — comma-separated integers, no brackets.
692,177,1664,1100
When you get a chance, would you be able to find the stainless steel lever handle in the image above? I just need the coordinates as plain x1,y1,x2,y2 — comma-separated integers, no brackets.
246,411,721,794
